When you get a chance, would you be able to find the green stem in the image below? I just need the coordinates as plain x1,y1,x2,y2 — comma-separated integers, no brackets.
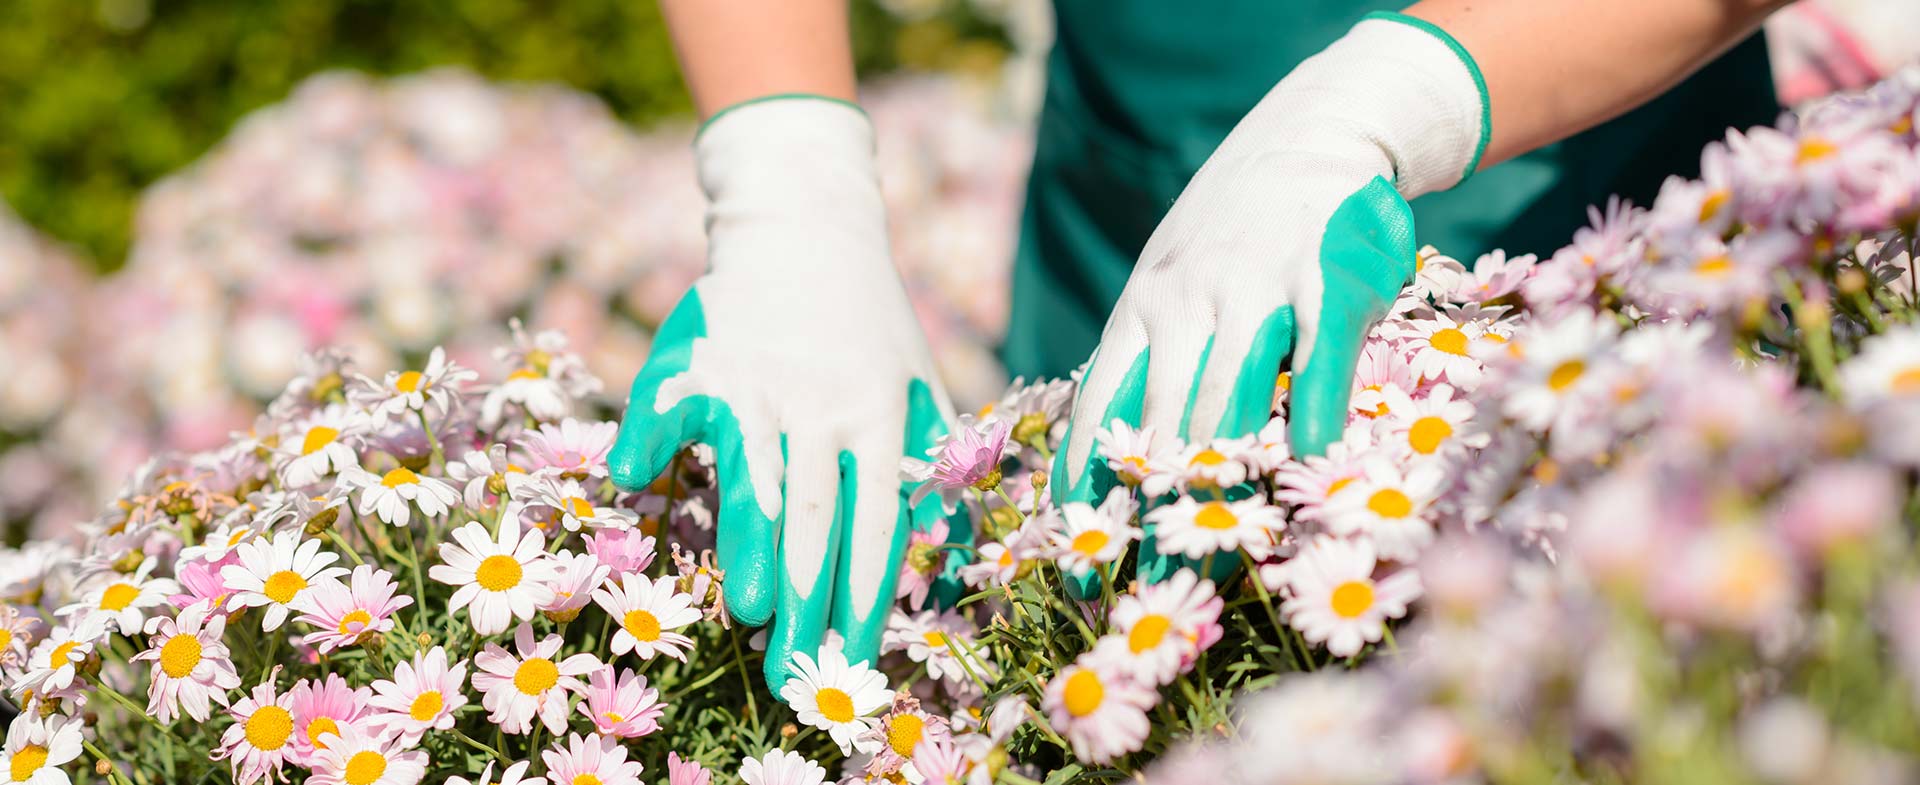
451,728,507,763
325,530,366,566
91,677,168,732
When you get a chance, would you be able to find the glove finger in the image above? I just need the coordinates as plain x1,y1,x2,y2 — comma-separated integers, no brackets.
830,432,907,668
1138,321,1213,446
609,292,712,492
1289,176,1417,458
1052,339,1151,506
1189,305,1296,442
713,418,783,627
762,437,844,690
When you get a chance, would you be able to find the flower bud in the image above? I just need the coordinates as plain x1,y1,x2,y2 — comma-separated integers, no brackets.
1029,470,1047,493
305,506,340,536
1836,268,1868,296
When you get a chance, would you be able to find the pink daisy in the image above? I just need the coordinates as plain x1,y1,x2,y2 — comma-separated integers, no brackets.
368,645,470,746
667,753,711,785
585,528,658,581
904,418,1012,508
577,664,664,739
296,565,414,653
132,600,241,723
215,667,298,785
541,732,646,785
895,519,951,611
518,419,618,478
539,551,610,624
472,622,601,735
287,673,373,766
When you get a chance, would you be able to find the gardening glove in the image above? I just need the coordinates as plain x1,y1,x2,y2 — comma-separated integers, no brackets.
1052,12,1491,584
607,96,959,692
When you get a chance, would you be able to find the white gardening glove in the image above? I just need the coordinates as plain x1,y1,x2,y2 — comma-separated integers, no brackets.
607,97,958,690
1052,13,1490,585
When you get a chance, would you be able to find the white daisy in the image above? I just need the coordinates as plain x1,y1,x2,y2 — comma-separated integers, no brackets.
1170,436,1255,491
1841,325,1920,405
882,609,989,689
1041,654,1156,765
131,600,241,723
1093,569,1224,686
1146,496,1284,560
428,519,559,636
179,517,266,565
738,749,829,785
275,403,365,488
1319,456,1446,562
446,445,525,511
221,531,349,631
1375,384,1487,461
590,572,701,662
214,668,299,785
1499,308,1617,431
505,473,637,534
1,712,83,785
367,645,469,746
445,760,545,785
1272,424,1375,523
308,724,429,785
349,346,477,428
340,465,461,527
1239,416,1293,475
12,615,108,701
471,622,601,735
57,556,178,634
1388,308,1495,386
1094,419,1179,493
1280,535,1421,657
780,646,893,755
1045,488,1141,577
0,604,37,672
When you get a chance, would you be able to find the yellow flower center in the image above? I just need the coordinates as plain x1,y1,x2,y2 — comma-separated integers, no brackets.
815,687,856,724
507,368,543,382
1891,366,1920,395
1699,189,1731,223
1694,255,1733,277
50,640,81,667
344,750,388,785
306,716,340,748
888,713,927,758
409,691,443,722
1193,502,1238,530
381,467,420,488
160,635,202,679
1326,477,1355,496
1534,459,1562,486
1429,328,1470,356
0,629,10,650
264,570,308,604
1330,581,1376,619
394,370,425,393
922,631,947,649
1128,614,1172,653
337,609,374,635
99,583,141,612
302,426,340,456
567,497,595,519
1062,670,1104,718
1070,530,1110,557
475,556,524,591
9,745,48,782
1366,489,1413,519
514,657,559,695
244,705,294,751
1188,449,1228,467
996,549,1014,568
1408,416,1453,455
572,776,603,785
1795,137,1837,164
1547,360,1586,392
602,712,625,725
623,609,662,643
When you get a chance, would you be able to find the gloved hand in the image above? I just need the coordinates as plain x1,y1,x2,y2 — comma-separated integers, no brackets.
1052,13,1491,581
607,97,957,691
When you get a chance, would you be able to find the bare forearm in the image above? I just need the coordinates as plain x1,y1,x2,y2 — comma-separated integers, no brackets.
660,0,857,119
1407,0,1794,168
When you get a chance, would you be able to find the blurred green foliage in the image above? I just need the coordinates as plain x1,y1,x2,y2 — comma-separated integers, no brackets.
0,0,1001,269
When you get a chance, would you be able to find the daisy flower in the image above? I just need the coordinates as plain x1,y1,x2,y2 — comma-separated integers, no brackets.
1046,488,1141,577
1320,456,1446,562
958,538,1025,588
780,646,893,755
221,531,349,631
1390,308,1494,386
58,557,178,634
349,346,477,428
296,565,415,653
1348,340,1417,420
287,674,373,766
447,761,546,785
859,697,953,782
179,518,265,565
131,601,240,723
883,609,987,689
1499,308,1617,432
667,753,711,785
0,604,37,671
215,668,299,785
308,724,428,785
586,528,657,581
340,465,461,527
1273,425,1375,522
1450,249,1537,303
738,749,829,785
896,518,952,611
904,417,1012,507
540,732,646,785
429,519,559,636
539,551,610,623
446,445,524,511
481,322,592,428
577,664,664,739
471,622,601,735
1840,325,1920,405
517,418,618,479
1280,535,1422,657
1,712,82,785
1095,419,1179,494
276,404,365,488
1375,384,1486,461
591,572,700,662
14,615,107,701
367,646,469,746
1094,570,1224,686
1170,436,1254,491
1146,497,1284,560
1041,655,1156,765
910,738,971,785
506,474,636,534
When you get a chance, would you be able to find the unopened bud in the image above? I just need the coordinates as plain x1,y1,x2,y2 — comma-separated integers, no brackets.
417,632,433,648
305,507,340,536
95,760,112,776
543,607,582,624
780,722,798,739
1029,470,1047,492
1837,268,1868,296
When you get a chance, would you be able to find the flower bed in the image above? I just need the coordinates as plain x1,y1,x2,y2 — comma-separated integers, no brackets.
3,65,1919,785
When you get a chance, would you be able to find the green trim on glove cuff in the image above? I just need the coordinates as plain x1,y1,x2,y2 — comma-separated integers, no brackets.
1360,10,1492,183
696,93,868,142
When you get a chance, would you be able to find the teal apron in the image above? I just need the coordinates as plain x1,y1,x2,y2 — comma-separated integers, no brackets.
1000,1,1779,380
